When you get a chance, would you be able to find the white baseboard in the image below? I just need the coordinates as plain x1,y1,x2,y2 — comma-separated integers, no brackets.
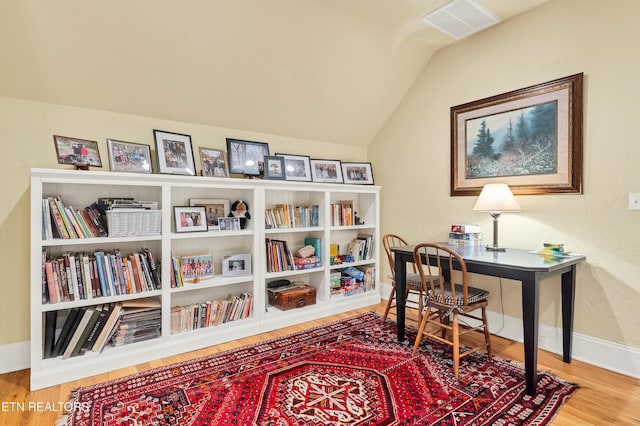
380,281,640,379
3,288,639,380
0,341,29,374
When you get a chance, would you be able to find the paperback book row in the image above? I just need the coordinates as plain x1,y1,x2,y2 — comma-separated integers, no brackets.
330,265,375,297
449,224,483,247
265,203,320,229
42,195,159,240
42,298,161,360
170,292,253,334
330,200,355,226
330,233,374,265
265,237,322,273
42,248,161,304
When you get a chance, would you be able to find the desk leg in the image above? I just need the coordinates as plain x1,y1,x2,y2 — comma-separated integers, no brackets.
394,253,407,342
561,266,576,363
522,275,540,396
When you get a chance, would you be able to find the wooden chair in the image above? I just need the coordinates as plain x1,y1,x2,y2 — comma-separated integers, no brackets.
411,243,492,377
381,234,427,324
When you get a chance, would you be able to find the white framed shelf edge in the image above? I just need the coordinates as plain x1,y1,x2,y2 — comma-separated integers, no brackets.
30,168,380,390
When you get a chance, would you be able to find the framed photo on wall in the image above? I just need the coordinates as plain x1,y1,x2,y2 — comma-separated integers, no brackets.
451,73,583,196
341,162,374,185
189,198,230,230
275,153,312,182
199,147,229,177
106,139,152,173
174,206,208,233
264,156,286,180
226,138,270,176
53,135,102,168
310,159,343,183
153,129,196,175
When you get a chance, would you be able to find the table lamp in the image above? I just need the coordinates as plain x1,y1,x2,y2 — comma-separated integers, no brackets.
472,183,520,251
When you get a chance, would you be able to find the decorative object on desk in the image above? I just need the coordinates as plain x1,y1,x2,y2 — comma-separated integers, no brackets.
341,161,374,185
226,138,270,176
228,199,251,229
451,73,583,196
199,147,229,177
189,198,229,230
218,216,241,231
263,155,286,180
106,139,152,173
180,254,214,283
222,254,251,277
153,129,196,175
310,158,344,183
173,206,208,233
53,135,102,169
275,153,312,182
473,183,520,251
60,312,577,426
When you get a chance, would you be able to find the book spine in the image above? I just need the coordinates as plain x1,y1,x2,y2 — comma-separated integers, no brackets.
94,252,109,297
48,197,70,239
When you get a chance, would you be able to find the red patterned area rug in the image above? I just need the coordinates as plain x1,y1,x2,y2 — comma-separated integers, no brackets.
61,312,577,425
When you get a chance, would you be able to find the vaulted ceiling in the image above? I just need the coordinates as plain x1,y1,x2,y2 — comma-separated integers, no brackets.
0,0,549,146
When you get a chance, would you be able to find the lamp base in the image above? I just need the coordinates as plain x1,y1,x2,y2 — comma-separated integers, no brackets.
485,245,506,252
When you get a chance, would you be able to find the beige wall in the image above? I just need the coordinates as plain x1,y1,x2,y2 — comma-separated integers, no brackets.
0,97,367,345
370,0,640,349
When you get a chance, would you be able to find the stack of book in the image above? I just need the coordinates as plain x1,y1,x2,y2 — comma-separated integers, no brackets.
170,292,252,334
449,224,483,247
265,204,319,229
42,248,161,304
110,301,161,347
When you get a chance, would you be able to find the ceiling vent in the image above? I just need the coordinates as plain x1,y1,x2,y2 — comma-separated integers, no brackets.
421,0,501,40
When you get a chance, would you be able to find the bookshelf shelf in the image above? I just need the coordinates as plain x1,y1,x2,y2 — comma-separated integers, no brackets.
30,168,380,390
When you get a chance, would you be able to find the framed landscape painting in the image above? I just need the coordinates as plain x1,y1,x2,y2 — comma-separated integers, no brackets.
450,73,583,196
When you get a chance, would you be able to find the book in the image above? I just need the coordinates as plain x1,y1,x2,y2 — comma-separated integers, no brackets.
92,303,123,352
65,307,97,358
451,224,481,234
51,307,81,357
304,237,322,259
43,311,57,359
81,304,110,353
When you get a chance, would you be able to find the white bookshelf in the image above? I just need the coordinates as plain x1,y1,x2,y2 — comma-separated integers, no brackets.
30,168,380,390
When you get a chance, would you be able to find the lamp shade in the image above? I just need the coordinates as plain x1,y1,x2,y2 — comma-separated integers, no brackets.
472,183,521,212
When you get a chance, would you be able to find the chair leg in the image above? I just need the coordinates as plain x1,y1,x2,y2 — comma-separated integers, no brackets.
452,313,460,378
381,286,396,323
481,306,493,359
411,307,430,356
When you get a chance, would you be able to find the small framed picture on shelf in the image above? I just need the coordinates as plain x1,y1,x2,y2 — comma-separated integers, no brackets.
180,254,214,283
189,198,230,230
199,147,229,177
218,216,241,231
310,159,343,183
226,138,270,176
53,135,102,168
174,206,208,233
106,139,152,173
153,129,196,175
264,156,286,180
275,153,312,182
341,162,374,185
222,254,252,277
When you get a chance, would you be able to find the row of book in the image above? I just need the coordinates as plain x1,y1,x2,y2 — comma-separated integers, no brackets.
42,298,161,359
449,223,483,247
42,196,108,240
329,265,375,297
170,292,253,334
346,234,374,261
42,248,160,304
330,201,355,226
265,238,323,272
265,204,320,229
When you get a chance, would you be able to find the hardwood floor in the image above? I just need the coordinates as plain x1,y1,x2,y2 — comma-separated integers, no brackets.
1,302,638,425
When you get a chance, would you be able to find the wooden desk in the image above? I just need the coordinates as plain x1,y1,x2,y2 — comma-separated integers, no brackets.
391,244,586,396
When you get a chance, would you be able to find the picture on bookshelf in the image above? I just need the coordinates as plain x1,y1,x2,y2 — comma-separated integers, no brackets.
174,206,207,233
180,254,214,283
53,135,102,168
199,147,229,177
226,138,270,176
310,159,344,183
341,162,374,185
264,156,286,180
275,153,312,182
222,254,252,277
189,198,229,230
106,139,152,174
218,216,241,231
153,129,196,175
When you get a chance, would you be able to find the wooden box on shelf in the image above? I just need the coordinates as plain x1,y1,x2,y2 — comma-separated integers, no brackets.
267,281,316,311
